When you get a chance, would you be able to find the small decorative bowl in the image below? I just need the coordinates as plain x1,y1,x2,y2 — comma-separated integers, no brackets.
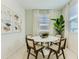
40,32,49,38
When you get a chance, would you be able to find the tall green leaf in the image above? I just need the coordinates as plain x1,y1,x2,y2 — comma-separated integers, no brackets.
51,15,65,35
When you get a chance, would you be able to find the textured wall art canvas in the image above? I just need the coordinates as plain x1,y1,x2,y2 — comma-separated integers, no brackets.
1,5,22,33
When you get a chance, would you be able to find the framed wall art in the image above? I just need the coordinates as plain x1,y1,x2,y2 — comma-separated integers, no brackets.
1,5,22,34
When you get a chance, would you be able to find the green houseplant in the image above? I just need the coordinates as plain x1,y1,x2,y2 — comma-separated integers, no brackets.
51,15,65,37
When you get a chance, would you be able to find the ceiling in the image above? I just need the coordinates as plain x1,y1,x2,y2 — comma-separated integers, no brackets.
17,0,70,9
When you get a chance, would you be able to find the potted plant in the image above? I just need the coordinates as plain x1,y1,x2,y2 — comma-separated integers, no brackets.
51,15,65,37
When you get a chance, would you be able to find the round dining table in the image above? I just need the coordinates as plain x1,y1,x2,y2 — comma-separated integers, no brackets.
27,35,59,55
31,36,59,42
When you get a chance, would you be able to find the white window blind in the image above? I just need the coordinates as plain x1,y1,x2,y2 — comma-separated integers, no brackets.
39,15,49,32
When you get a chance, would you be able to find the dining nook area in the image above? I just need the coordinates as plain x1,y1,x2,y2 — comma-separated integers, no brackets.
25,31,67,59
1,0,78,59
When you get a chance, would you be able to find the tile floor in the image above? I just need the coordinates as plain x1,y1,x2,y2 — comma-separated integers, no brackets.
7,46,77,59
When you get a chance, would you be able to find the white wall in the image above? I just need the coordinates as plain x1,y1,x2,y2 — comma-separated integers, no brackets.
25,9,61,35
1,0,25,59
62,0,78,55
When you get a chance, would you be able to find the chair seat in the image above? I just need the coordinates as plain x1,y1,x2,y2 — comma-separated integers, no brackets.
49,44,58,51
35,45,44,50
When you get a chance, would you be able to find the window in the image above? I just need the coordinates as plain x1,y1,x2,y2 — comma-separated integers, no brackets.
39,15,50,32
69,4,78,32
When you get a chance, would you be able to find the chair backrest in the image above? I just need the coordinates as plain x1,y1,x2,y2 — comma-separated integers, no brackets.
25,36,36,50
61,38,66,49
27,34,33,38
56,35,61,38
58,38,66,52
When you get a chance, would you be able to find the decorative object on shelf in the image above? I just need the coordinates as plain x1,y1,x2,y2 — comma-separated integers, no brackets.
1,5,22,33
51,15,65,37
40,32,49,38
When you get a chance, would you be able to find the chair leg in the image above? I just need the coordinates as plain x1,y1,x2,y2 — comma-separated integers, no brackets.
27,49,28,52
27,49,30,59
47,50,52,59
35,52,38,59
50,42,52,45
46,42,49,47
56,52,58,59
41,50,45,58
41,42,43,46
62,50,65,59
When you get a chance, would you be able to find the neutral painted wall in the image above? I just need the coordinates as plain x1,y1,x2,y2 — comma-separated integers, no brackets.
25,9,61,35
1,0,25,59
62,0,78,55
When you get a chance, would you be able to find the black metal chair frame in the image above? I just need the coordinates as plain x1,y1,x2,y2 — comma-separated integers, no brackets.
47,38,66,59
25,36,45,59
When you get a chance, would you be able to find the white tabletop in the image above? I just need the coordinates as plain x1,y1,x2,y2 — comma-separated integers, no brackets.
28,36,59,42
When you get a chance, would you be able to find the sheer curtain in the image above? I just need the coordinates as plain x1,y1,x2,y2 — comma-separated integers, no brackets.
32,9,50,36
33,10,39,36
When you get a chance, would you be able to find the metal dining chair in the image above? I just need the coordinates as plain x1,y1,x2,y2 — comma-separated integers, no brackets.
50,35,61,46
25,36,45,59
47,38,66,59
27,34,40,45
